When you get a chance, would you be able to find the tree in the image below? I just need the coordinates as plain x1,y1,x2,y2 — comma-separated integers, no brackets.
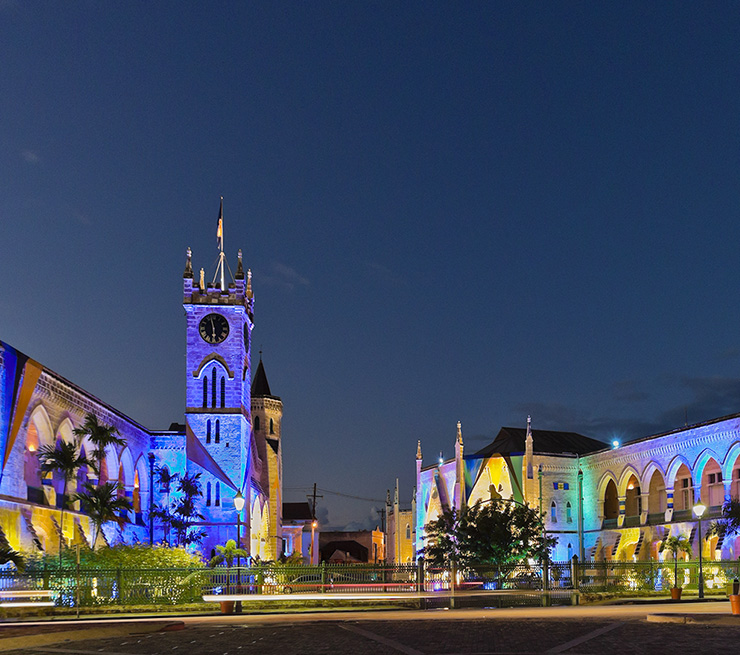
711,498,740,540
208,539,249,592
423,501,555,568
73,482,132,549
72,413,126,485
664,534,692,589
170,472,206,547
0,544,25,572
153,466,178,544
37,440,91,566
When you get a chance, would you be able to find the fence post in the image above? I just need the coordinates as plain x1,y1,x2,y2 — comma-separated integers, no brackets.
116,567,123,604
320,561,327,593
571,555,579,590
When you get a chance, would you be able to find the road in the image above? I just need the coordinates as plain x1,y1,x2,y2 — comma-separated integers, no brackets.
3,601,740,655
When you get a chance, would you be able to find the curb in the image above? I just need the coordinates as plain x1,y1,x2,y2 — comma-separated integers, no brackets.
647,613,740,625
0,620,184,652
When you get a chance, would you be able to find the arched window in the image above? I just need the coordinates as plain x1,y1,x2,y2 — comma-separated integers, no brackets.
203,378,208,408
215,482,220,507
206,420,211,445
566,502,573,523
215,419,220,444
211,368,217,408
254,416,260,431
269,418,274,434
133,470,141,514
567,543,573,560
206,482,211,507
550,501,557,523
220,377,225,408
405,523,411,539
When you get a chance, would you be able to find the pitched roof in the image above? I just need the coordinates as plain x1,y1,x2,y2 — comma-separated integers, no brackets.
282,502,313,521
473,426,607,457
251,359,280,399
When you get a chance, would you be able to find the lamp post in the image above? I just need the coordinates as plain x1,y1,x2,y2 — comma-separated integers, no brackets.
310,520,318,565
693,501,706,599
234,491,245,588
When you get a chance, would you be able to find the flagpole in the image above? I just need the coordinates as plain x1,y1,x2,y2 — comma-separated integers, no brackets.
220,197,225,290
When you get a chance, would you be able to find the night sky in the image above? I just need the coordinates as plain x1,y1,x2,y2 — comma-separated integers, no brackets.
4,3,740,529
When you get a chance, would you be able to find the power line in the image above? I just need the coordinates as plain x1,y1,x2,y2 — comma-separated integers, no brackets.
285,486,385,503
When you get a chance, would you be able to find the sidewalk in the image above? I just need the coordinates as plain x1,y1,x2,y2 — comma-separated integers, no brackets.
0,618,184,652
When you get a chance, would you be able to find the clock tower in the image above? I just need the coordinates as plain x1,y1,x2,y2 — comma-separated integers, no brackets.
182,211,256,553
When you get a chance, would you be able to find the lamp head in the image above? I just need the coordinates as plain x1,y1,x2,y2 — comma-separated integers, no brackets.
612,440,620,449
693,501,706,518
233,490,245,512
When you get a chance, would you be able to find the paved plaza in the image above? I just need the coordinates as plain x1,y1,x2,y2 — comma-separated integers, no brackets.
3,603,740,655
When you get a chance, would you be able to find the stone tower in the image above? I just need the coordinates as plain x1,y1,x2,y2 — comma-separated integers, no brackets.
182,224,255,554
250,357,283,560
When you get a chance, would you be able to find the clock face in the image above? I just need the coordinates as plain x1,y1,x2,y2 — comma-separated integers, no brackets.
199,313,230,344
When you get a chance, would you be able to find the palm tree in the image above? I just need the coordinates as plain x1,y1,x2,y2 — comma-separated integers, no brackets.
73,482,132,549
664,534,692,590
208,539,249,592
0,544,25,572
73,413,126,485
711,498,740,538
154,466,178,544
37,441,91,567
171,472,205,547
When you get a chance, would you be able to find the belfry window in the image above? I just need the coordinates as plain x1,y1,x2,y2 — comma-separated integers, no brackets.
254,416,260,431
206,482,211,507
206,420,211,445
405,523,411,539
550,501,557,523
203,378,208,408
220,377,225,408
566,502,573,523
215,482,220,507
215,419,220,444
269,418,274,434
211,368,217,408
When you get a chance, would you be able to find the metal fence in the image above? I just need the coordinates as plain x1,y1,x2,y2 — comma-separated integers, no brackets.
0,559,737,608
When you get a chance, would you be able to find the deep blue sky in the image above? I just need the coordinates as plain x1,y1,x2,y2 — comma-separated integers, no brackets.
3,3,740,528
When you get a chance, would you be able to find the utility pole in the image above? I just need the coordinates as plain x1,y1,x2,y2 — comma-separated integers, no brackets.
307,483,323,520
376,506,387,532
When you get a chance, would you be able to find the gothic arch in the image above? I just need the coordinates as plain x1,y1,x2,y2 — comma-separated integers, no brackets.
56,417,75,444
722,441,740,481
118,447,135,490
641,461,666,485
666,454,692,487
133,455,150,514
596,471,619,499
191,354,235,380
693,448,723,484
28,405,54,449
618,465,642,496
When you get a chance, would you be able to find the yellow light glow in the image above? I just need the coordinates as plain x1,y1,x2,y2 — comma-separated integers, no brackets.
27,445,36,452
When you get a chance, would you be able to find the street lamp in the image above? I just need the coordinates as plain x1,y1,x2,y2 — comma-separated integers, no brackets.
310,520,318,565
693,501,706,599
234,491,245,587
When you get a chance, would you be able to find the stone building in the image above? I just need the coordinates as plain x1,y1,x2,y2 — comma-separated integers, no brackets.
0,213,286,559
416,414,740,564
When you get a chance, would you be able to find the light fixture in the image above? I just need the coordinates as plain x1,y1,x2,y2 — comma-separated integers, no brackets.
627,483,634,490
233,490,245,512
693,501,706,518
612,440,620,449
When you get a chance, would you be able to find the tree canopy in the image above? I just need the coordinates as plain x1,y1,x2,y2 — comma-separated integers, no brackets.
422,501,554,568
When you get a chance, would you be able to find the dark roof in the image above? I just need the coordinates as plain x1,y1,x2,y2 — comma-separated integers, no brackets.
283,502,313,521
168,423,185,433
473,427,607,457
267,437,279,454
319,540,368,562
251,359,280,399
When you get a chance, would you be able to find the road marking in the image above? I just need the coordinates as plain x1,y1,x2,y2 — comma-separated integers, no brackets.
21,648,137,655
339,623,426,655
545,621,623,653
